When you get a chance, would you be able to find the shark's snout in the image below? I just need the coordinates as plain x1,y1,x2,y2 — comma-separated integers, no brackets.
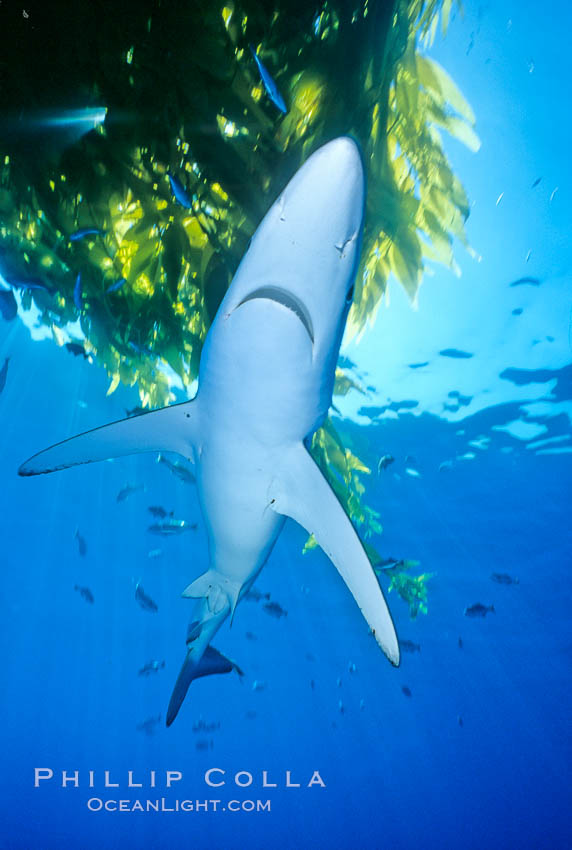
236,286,314,344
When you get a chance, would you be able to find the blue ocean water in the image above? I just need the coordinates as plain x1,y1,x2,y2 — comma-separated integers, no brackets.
1,2,571,849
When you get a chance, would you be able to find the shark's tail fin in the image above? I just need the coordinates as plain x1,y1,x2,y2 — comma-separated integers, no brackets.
166,645,242,727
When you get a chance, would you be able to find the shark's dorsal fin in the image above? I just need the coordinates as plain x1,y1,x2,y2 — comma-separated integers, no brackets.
268,443,400,667
18,400,198,476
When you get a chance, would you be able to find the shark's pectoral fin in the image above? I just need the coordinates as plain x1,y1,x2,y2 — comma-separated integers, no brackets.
268,444,400,667
166,645,242,727
18,400,198,476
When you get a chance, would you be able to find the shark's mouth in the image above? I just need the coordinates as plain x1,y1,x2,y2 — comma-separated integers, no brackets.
236,286,314,344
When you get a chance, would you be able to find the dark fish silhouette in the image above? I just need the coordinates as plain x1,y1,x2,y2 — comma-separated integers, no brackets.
192,719,220,733
0,357,9,394
244,588,271,602
509,276,540,287
116,483,144,503
402,685,412,697
195,739,214,751
531,177,541,188
464,603,495,617
245,631,257,641
64,342,88,358
0,290,17,321
70,227,104,242
136,715,161,736
408,361,429,369
491,572,519,585
74,528,87,557
135,582,158,612
148,505,172,519
512,308,523,316
74,584,94,604
439,348,473,359
126,406,146,417
263,601,287,619
138,660,165,676
399,639,421,654
375,557,403,571
458,637,463,649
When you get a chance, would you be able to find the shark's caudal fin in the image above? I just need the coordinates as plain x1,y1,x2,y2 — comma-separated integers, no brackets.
268,443,400,667
18,400,198,476
166,645,242,727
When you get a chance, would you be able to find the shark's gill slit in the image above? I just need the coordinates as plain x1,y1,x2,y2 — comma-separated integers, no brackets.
236,286,314,343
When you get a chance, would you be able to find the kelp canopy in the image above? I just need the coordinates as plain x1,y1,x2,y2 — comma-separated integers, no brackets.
0,0,477,616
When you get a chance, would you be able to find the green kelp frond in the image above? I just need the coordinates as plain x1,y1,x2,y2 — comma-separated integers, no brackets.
377,558,434,619
303,416,383,554
348,0,477,338
1,0,476,407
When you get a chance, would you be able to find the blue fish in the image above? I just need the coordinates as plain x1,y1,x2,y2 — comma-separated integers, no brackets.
74,274,82,310
70,228,105,242
168,173,192,208
249,44,287,114
106,277,127,293
0,356,9,394
6,278,53,293
0,290,17,321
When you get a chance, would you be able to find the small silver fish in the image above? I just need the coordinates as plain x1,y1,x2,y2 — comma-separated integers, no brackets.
157,453,196,484
138,660,165,676
377,454,394,473
148,519,197,536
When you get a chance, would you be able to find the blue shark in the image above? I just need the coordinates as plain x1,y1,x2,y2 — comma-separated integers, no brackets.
19,137,400,725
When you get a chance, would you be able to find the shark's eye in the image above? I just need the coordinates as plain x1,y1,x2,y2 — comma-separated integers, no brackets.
346,285,354,303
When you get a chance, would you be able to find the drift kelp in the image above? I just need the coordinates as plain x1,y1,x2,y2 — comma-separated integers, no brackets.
0,0,475,617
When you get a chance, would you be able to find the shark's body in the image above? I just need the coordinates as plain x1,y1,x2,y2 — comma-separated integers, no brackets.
20,137,399,725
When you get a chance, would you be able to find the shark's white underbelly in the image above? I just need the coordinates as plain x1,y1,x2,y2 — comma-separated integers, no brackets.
196,438,286,585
